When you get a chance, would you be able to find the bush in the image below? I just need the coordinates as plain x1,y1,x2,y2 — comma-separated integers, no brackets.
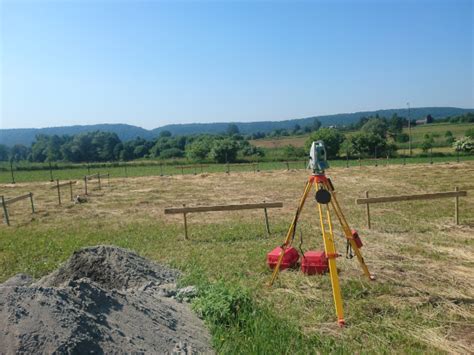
305,128,344,159
159,148,184,159
466,128,474,139
453,137,474,152
209,139,239,163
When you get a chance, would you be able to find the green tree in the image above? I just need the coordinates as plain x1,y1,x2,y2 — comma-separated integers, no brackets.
31,135,49,162
347,132,396,157
159,130,172,138
445,131,455,145
186,138,213,161
387,114,406,139
361,117,388,138
311,118,322,131
160,148,184,159
465,128,474,139
10,144,30,161
46,135,64,161
395,133,409,143
421,134,434,152
305,128,344,159
0,144,9,161
209,139,239,163
283,145,305,159
226,124,240,136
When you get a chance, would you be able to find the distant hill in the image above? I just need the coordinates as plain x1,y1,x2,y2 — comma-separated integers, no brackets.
1,107,472,147
0,124,155,147
153,107,474,135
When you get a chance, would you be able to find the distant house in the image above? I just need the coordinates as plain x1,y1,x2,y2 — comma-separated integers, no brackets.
415,114,434,125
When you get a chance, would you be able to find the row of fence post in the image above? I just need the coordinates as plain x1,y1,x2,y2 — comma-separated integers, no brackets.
2,151,470,183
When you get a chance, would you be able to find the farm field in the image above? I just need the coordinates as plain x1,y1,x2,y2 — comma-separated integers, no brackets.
398,122,474,149
1,161,473,353
250,122,474,150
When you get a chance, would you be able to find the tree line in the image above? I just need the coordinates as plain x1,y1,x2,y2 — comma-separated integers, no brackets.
1,113,472,163
0,128,265,164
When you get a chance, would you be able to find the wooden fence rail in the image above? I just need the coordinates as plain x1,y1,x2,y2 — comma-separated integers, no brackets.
51,180,76,205
165,201,283,240
83,172,109,194
1,192,35,226
356,188,467,228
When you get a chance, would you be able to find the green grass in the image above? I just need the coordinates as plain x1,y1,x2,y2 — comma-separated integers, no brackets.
399,122,474,149
0,219,439,353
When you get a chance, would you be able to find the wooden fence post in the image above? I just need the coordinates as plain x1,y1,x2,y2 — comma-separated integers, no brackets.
49,161,54,182
98,173,101,190
84,176,88,195
263,200,270,236
454,186,459,225
56,179,61,205
69,181,74,201
10,160,15,184
365,191,371,229
1,195,10,226
182,204,188,240
29,193,35,213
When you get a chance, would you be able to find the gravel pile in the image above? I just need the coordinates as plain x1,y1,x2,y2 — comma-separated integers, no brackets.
0,245,212,354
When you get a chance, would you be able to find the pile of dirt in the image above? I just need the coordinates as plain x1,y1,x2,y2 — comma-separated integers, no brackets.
0,245,213,354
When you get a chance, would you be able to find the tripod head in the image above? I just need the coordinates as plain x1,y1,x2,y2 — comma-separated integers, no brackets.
308,140,329,174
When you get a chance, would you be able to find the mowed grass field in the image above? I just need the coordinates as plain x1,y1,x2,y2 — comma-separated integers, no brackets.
1,162,473,353
3,155,474,184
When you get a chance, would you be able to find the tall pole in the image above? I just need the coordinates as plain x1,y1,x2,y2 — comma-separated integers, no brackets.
49,161,54,182
10,160,15,184
407,102,412,156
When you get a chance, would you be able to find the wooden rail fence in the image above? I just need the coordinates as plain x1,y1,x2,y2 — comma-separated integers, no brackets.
1,192,35,226
356,188,468,228
83,172,109,195
51,180,77,205
164,201,283,239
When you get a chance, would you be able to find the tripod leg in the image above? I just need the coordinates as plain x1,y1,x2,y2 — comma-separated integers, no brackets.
317,201,345,327
269,179,313,286
323,181,374,280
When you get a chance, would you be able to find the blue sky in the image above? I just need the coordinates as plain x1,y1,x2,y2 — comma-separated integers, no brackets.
1,0,473,129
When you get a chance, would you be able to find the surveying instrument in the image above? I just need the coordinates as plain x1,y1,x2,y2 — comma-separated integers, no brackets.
268,140,375,327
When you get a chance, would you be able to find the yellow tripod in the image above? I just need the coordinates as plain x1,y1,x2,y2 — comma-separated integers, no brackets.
269,173,375,327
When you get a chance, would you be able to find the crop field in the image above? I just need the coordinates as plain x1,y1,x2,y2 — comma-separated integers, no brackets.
398,122,474,149
250,135,309,148
250,122,474,150
1,161,473,353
